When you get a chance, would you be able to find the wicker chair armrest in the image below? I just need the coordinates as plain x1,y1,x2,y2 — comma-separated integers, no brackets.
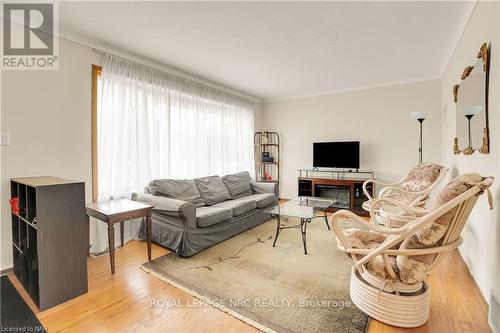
369,197,429,221
379,185,428,197
351,218,454,270
330,209,405,250
343,237,462,257
349,176,493,271
332,209,409,233
362,179,399,201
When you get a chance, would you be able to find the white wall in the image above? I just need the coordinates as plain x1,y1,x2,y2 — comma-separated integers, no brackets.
441,1,500,304
259,80,442,199
253,102,264,132
1,38,102,271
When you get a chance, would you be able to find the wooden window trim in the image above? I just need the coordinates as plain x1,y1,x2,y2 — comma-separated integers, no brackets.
91,64,102,202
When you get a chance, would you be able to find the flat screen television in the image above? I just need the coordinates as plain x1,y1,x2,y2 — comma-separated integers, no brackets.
313,141,360,169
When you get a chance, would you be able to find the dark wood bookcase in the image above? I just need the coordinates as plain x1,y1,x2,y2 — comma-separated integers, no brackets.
10,176,88,310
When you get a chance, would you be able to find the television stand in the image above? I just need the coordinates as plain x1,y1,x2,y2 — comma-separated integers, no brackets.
297,169,375,217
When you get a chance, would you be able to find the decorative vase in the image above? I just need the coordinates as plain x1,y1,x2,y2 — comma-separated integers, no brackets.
261,132,268,144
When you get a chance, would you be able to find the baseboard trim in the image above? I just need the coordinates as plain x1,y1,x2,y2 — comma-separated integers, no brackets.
0,267,13,276
90,247,121,259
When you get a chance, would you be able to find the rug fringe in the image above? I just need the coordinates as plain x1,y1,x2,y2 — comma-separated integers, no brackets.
140,265,277,333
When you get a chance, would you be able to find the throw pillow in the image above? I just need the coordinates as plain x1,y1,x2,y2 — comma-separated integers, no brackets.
148,179,205,207
221,171,253,199
194,176,231,205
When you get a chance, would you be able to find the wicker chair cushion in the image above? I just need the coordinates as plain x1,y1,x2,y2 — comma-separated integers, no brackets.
383,191,420,205
367,254,399,280
343,228,387,249
400,163,441,192
342,228,398,279
396,236,435,284
416,173,481,245
346,174,482,286
396,173,482,284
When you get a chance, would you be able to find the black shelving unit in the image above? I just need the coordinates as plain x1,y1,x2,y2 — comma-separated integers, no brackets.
10,176,88,310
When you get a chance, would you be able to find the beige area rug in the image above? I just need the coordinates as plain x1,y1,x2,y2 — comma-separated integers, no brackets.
141,219,369,333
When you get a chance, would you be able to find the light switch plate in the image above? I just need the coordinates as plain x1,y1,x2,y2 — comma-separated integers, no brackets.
0,132,11,146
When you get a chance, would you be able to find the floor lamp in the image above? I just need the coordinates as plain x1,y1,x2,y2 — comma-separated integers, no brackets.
410,112,427,163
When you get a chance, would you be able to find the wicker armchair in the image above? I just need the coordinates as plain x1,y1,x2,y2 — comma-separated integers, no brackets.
362,163,448,227
332,173,493,327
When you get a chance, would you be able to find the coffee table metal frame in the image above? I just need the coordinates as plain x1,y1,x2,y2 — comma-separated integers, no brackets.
269,197,333,255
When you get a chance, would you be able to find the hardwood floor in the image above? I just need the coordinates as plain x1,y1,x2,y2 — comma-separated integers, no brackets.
9,239,490,333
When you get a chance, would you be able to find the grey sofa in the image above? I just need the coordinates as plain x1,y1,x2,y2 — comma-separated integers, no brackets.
132,171,278,257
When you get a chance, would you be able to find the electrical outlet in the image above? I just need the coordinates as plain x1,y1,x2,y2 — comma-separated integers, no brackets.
489,289,499,333
0,132,11,146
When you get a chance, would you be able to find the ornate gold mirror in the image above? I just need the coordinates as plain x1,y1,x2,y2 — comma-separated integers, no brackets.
453,43,490,155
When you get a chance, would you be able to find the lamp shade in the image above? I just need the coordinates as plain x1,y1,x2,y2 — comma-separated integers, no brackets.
463,106,481,116
410,112,427,120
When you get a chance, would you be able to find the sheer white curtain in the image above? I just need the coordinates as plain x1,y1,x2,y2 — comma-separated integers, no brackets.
169,90,254,178
90,54,255,253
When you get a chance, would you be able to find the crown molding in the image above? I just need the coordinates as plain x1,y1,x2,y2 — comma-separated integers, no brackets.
263,76,441,104
57,32,263,103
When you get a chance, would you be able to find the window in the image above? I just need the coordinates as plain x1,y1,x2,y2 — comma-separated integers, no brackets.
91,56,254,202
91,64,101,202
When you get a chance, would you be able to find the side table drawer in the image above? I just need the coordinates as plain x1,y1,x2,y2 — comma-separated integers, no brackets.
123,212,143,220
107,207,151,224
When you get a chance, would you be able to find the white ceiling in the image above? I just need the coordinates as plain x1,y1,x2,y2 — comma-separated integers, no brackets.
59,1,475,102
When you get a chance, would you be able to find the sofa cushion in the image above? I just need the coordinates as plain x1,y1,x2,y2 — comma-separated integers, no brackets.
194,176,231,205
251,181,277,195
212,198,257,216
196,206,233,228
148,179,205,207
239,193,276,208
222,171,253,199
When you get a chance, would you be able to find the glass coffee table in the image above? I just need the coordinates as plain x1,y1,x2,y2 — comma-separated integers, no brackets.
266,197,334,255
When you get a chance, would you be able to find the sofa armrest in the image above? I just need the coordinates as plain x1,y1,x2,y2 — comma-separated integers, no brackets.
131,193,196,227
251,181,279,198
